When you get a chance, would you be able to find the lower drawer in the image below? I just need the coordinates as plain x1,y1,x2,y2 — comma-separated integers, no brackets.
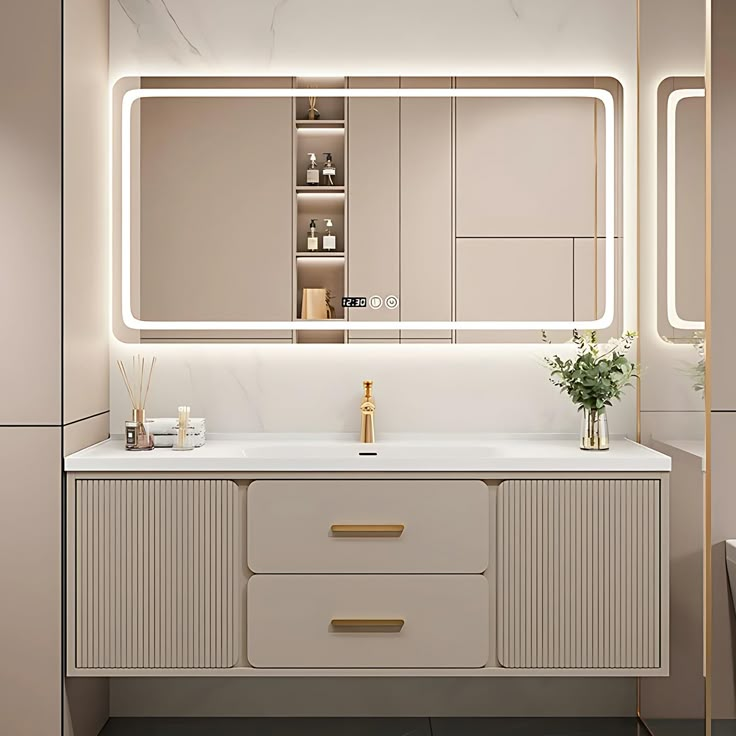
247,574,489,668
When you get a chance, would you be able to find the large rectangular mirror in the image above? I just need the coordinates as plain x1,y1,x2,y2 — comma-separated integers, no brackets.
114,76,623,343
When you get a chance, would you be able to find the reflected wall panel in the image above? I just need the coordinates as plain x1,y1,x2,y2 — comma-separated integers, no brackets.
455,97,599,239
348,78,400,340
456,238,573,343
400,78,453,340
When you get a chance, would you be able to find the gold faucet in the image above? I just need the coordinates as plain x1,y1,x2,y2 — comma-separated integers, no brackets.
360,380,375,443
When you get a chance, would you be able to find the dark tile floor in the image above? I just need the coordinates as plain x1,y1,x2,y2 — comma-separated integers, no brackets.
98,717,708,735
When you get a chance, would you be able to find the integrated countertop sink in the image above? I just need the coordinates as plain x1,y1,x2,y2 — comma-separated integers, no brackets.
240,441,496,460
64,433,671,473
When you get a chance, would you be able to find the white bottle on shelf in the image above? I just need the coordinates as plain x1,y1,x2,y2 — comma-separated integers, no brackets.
322,219,336,251
307,219,319,251
306,153,320,186
322,152,336,186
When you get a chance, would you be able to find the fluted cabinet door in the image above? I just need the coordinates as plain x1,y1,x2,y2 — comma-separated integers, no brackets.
72,479,240,670
498,479,663,670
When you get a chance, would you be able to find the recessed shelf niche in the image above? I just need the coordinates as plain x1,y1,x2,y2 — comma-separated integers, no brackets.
293,77,347,344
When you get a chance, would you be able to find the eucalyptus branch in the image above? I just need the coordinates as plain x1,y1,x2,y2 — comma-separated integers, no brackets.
542,330,639,412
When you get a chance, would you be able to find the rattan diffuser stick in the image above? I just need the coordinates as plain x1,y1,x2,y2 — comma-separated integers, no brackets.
117,355,157,413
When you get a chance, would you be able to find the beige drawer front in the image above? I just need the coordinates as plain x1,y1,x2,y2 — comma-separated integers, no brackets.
247,574,489,668
247,480,489,573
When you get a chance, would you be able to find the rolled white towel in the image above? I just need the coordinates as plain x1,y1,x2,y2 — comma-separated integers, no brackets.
147,417,206,436
153,432,206,448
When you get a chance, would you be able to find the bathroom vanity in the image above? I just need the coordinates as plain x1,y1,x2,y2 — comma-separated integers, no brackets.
65,435,670,678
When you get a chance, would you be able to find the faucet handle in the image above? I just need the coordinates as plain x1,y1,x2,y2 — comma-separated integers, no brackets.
362,380,373,399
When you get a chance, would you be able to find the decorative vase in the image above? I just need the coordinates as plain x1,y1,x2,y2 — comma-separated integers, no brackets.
580,407,609,451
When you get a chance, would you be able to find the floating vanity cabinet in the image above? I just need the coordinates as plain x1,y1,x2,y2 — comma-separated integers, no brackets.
70,479,240,670
65,440,669,677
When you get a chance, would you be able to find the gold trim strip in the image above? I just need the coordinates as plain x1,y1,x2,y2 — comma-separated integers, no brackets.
330,524,405,536
331,618,405,630
704,0,713,733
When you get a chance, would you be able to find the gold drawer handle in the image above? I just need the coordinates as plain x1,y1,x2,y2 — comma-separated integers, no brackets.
331,618,405,631
330,524,404,537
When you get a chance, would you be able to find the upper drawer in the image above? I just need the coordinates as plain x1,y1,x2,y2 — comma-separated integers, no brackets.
247,480,489,573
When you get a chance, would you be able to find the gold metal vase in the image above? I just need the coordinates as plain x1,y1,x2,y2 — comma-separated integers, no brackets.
580,407,609,451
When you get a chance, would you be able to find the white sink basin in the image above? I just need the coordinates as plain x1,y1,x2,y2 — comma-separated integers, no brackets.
241,442,495,460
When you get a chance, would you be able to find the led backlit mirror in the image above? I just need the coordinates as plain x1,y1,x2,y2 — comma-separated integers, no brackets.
114,77,623,343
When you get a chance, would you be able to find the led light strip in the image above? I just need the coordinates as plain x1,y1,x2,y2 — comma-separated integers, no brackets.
666,87,706,331
121,86,616,331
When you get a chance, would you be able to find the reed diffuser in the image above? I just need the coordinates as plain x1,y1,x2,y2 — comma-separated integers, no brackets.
117,355,157,451
307,94,320,120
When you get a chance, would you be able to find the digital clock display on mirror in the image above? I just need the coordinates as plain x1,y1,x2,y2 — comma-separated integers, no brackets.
342,296,368,308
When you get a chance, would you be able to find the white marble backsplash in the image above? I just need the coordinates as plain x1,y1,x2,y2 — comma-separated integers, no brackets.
110,341,636,436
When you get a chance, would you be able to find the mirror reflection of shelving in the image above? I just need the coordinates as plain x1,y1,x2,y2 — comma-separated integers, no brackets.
294,77,347,344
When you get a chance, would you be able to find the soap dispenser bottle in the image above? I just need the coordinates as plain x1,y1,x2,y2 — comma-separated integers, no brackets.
322,152,336,186
307,219,319,251
322,219,336,251
306,153,320,186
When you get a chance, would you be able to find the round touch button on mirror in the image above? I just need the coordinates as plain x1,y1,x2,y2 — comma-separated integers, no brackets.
369,296,383,309
385,295,399,310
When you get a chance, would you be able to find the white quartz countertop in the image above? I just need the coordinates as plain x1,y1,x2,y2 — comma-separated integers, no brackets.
65,433,671,473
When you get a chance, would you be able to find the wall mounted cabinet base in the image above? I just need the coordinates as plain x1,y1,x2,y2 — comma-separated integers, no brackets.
65,466,669,679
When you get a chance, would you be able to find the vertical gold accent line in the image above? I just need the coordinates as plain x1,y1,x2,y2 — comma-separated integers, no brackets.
635,0,648,729
704,0,713,733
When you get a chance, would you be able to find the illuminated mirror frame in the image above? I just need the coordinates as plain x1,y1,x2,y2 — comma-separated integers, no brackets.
666,86,706,331
121,86,616,332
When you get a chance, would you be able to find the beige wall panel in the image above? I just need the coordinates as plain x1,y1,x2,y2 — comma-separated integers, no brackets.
711,0,736,411
63,678,109,736
247,480,489,573
0,428,61,736
347,93,400,339
456,97,601,238
0,0,61,424
400,96,453,339
137,96,292,333
641,442,704,718
110,676,635,717
401,78,452,89
247,574,489,668
64,412,110,456
711,412,736,718
456,238,572,343
63,0,109,424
